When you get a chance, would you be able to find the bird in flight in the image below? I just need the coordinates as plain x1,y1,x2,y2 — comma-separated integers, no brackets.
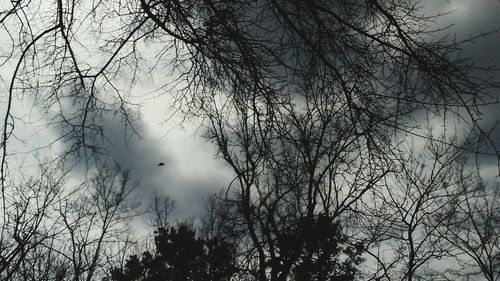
158,162,165,166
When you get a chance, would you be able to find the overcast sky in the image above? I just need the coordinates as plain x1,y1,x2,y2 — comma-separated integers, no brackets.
2,0,500,220
428,0,500,177
117,0,500,217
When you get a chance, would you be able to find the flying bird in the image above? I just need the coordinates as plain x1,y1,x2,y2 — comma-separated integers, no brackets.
158,162,165,166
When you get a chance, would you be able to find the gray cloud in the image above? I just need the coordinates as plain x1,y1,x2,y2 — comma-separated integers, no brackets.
60,108,234,220
52,1,500,220
418,0,500,173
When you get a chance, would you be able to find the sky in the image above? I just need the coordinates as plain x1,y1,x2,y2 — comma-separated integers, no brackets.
1,0,500,220
102,0,500,217
426,0,500,177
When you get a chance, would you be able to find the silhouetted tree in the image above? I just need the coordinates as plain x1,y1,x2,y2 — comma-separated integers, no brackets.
281,215,364,281
359,133,472,280
56,164,139,281
147,192,175,229
440,176,500,281
0,163,67,281
110,223,236,281
1,0,498,180
200,193,366,281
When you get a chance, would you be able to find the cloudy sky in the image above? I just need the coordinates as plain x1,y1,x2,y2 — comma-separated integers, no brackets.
2,0,500,220
97,0,500,216
431,0,500,177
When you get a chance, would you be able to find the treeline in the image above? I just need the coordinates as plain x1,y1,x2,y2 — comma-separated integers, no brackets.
111,215,364,281
110,224,237,281
1,159,498,281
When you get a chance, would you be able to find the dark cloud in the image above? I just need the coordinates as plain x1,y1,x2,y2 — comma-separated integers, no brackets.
423,1,500,67
53,1,500,220
450,2,500,171
60,109,233,220
418,0,500,172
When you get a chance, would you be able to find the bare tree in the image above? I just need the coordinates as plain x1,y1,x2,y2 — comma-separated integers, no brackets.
0,163,67,281
15,236,71,281
147,191,175,229
440,175,500,281
1,0,497,176
360,132,473,280
57,164,138,281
